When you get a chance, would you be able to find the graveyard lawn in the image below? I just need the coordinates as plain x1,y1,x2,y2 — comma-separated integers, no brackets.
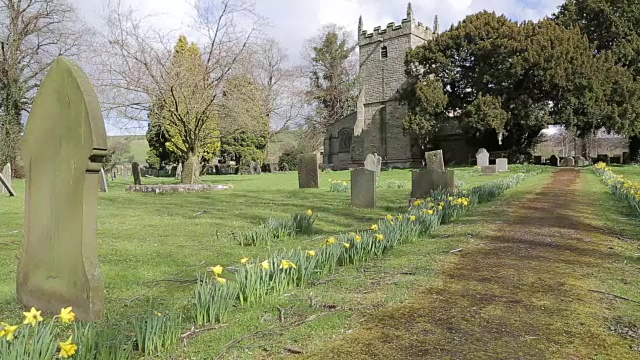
284,168,640,359
606,164,640,183
0,168,521,346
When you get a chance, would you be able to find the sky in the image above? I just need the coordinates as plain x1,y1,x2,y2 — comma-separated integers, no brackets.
70,0,564,135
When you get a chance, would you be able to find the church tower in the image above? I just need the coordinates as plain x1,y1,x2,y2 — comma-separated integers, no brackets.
350,2,433,168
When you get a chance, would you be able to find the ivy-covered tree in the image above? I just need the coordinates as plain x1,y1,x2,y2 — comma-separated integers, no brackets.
401,77,448,152
147,35,220,183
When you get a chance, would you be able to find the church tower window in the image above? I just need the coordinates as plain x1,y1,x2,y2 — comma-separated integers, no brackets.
380,46,388,59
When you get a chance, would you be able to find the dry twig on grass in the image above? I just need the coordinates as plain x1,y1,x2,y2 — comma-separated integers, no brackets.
588,289,640,304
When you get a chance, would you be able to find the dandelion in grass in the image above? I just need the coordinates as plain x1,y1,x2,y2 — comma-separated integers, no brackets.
58,336,78,358
0,322,18,341
342,242,350,249
375,234,384,241
306,250,316,257
58,307,76,324
240,257,250,264
307,209,313,216
280,260,297,269
260,260,270,270
215,277,227,285
23,307,43,326
370,224,378,231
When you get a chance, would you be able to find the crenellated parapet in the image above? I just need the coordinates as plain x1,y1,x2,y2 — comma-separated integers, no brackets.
358,6,433,46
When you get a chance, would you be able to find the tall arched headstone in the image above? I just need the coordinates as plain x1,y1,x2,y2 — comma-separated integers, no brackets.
0,163,14,196
18,57,106,321
476,148,489,167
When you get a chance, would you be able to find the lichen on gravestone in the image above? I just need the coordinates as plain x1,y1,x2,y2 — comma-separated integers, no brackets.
18,57,106,321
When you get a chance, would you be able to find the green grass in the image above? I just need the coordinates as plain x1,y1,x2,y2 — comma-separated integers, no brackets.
0,166,537,358
108,135,149,163
606,164,640,183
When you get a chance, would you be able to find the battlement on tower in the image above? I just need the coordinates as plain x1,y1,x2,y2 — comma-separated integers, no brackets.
358,16,432,46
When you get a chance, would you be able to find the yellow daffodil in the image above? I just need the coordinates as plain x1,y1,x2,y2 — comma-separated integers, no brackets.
280,259,297,269
397,215,403,220
371,224,378,231
58,336,78,358
326,236,336,245
306,250,316,257
439,202,445,207
410,215,416,222
386,214,393,221
438,205,443,210
22,307,43,327
58,307,76,324
154,311,163,317
215,277,227,285
260,260,270,270
355,234,362,242
342,242,350,249
0,322,18,341
240,257,250,264
375,234,384,241
209,265,224,276
307,209,313,216
447,196,454,201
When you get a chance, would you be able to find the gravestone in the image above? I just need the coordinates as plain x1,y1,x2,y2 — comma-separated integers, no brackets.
297,154,320,188
549,155,559,167
411,169,455,198
425,150,445,171
0,163,14,196
249,161,256,175
374,153,383,177
124,164,130,179
111,168,117,180
560,157,574,167
573,155,586,167
176,163,183,180
476,148,489,167
132,162,142,185
255,162,262,175
480,165,498,175
99,168,108,192
18,57,106,321
351,168,376,208
364,154,376,172
281,163,289,172
496,158,508,172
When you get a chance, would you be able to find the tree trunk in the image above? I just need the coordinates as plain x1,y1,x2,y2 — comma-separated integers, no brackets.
628,135,640,164
182,152,200,184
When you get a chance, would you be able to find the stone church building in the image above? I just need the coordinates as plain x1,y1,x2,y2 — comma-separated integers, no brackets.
323,3,471,170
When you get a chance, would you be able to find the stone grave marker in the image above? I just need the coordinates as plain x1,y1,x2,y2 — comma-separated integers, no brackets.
374,153,383,177
549,155,559,167
573,155,586,167
281,163,289,172
99,168,108,192
364,153,376,172
132,162,142,185
297,153,320,188
351,168,376,208
176,163,183,180
18,57,106,321
560,157,575,167
0,163,14,196
480,165,498,175
411,169,455,198
476,148,489,167
496,158,508,172
425,150,445,171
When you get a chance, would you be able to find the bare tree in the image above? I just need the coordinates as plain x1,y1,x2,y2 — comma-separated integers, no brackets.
0,0,90,169
97,0,264,183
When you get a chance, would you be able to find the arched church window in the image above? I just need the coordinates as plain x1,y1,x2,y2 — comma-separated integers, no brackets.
338,128,353,153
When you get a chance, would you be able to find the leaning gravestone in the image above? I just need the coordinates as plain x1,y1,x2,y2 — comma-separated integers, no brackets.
364,154,376,172
549,155,559,167
99,168,108,193
0,163,15,196
176,163,183,180
351,168,376,208
18,57,106,321
411,169,455,198
297,154,320,188
480,165,498,175
476,148,489,167
425,150,445,171
132,162,142,185
496,158,508,172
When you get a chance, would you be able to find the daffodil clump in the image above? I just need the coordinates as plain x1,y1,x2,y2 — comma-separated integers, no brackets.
133,310,181,356
1,307,81,359
329,179,350,192
593,162,640,214
470,172,534,203
195,267,238,325
237,210,316,246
